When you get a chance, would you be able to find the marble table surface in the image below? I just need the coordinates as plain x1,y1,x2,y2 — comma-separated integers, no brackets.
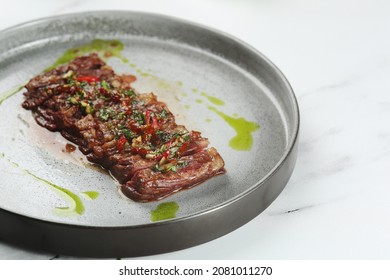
1,0,389,260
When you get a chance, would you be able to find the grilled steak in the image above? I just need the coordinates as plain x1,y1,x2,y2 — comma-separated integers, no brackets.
22,53,225,202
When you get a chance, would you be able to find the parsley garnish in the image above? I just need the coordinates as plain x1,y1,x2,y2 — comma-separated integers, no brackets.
124,89,136,97
98,108,112,121
121,128,135,141
101,80,110,90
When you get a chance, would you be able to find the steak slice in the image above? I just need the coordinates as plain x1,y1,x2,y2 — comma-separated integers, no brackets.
22,53,225,202
122,148,225,201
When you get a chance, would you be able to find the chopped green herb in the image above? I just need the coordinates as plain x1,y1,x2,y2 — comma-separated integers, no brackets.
116,111,126,120
170,146,179,157
101,80,110,90
121,128,135,141
159,109,168,119
177,160,189,168
132,111,145,125
153,164,165,172
67,77,75,85
124,89,136,97
168,165,177,172
79,81,88,88
156,130,164,137
98,108,112,121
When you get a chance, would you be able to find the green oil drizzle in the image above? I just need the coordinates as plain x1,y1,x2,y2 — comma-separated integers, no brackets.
150,202,179,222
0,84,25,105
184,104,191,110
24,170,85,215
195,99,203,104
136,68,150,77
45,39,128,71
208,106,260,151
81,191,100,200
201,92,225,106
0,153,90,216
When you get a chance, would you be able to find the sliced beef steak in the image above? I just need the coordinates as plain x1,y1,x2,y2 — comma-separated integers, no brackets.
22,53,225,202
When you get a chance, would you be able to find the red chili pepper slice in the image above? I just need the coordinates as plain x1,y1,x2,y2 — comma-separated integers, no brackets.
117,135,127,152
151,115,159,129
129,122,141,134
122,99,130,107
125,107,132,115
144,110,152,125
131,147,149,156
178,142,189,156
77,76,100,83
144,110,160,132
161,150,170,159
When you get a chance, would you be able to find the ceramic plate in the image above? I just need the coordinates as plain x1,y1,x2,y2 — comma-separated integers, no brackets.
0,11,299,257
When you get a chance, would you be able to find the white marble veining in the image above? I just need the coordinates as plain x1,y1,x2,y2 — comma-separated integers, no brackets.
1,0,390,259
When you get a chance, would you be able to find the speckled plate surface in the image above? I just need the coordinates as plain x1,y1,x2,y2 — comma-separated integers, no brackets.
0,11,299,257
